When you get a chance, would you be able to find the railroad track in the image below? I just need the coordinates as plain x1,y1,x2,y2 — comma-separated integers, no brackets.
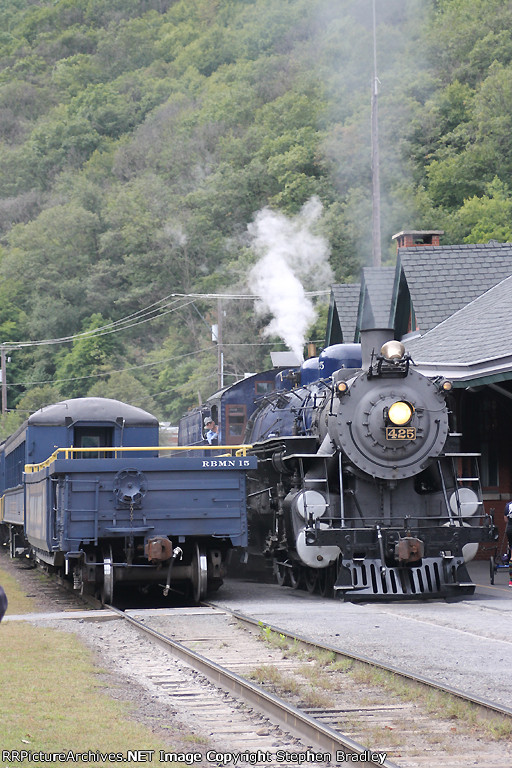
107,604,392,767
3,555,512,766
107,604,512,768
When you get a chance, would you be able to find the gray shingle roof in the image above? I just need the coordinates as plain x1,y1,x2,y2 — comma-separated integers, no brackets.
360,267,395,329
399,242,512,333
330,283,361,343
404,275,512,383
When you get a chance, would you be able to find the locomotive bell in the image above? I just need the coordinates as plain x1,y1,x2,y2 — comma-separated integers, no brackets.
380,340,405,360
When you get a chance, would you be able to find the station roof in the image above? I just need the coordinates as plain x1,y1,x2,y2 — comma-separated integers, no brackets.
397,241,512,333
326,283,360,345
404,275,512,386
358,266,395,331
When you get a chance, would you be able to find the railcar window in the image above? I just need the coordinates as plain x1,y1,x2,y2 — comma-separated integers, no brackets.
73,427,113,458
5,441,25,488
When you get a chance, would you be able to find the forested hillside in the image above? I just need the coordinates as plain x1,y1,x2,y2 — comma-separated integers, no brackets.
0,0,511,433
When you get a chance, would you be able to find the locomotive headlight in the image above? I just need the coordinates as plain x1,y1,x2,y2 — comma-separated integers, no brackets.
387,400,414,426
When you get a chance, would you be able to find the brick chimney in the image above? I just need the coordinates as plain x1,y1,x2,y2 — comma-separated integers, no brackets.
392,230,444,251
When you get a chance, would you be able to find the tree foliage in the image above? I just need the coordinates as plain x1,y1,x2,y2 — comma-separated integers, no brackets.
0,0,510,421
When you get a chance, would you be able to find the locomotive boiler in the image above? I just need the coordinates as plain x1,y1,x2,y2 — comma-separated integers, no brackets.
245,329,496,600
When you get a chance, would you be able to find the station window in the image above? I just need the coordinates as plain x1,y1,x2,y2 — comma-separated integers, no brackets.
480,441,499,488
478,400,499,488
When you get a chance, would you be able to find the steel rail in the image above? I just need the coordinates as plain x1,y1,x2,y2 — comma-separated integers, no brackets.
209,603,512,722
106,604,399,768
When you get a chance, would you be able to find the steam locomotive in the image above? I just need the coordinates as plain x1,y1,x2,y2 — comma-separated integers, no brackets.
244,329,496,600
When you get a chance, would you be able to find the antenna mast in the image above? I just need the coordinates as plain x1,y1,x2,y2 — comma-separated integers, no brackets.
371,0,381,267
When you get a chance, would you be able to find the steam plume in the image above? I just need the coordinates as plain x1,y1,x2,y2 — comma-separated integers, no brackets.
248,197,333,361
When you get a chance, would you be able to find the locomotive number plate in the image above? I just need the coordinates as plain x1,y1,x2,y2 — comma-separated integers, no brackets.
386,426,416,440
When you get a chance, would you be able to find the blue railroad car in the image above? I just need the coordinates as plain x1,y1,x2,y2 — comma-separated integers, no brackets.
178,369,280,447
0,397,255,602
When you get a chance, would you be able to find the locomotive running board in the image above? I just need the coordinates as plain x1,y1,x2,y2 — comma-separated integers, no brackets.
334,557,476,601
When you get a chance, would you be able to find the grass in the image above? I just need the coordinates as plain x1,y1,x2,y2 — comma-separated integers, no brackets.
255,622,512,741
248,662,332,708
0,563,38,615
0,622,187,767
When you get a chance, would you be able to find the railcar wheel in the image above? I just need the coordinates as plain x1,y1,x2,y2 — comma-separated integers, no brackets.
191,543,208,604
489,555,495,585
102,546,114,605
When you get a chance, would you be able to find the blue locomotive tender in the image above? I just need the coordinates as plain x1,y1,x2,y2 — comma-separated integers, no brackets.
0,397,255,602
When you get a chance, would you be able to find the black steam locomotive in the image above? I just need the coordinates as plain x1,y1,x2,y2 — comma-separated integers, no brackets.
245,329,496,600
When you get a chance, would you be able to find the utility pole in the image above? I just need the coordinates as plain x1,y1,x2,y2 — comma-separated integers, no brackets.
1,345,7,414
371,0,382,267
217,298,224,390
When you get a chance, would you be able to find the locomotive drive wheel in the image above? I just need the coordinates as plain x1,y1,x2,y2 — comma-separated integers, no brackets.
191,543,208,604
289,563,301,589
102,546,114,605
275,560,287,586
318,564,335,598
304,568,318,593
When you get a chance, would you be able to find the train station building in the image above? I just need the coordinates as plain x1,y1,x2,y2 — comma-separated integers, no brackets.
325,233,512,554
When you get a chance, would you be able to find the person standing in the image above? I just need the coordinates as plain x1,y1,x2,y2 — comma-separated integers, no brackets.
505,501,512,587
0,585,7,621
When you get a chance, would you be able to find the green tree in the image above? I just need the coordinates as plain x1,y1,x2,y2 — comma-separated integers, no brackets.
450,177,512,244
54,314,121,399
87,368,159,414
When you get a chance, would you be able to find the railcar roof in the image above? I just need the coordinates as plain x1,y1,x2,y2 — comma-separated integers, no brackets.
27,397,158,426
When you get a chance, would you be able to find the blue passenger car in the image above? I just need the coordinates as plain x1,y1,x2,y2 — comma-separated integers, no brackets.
0,398,255,602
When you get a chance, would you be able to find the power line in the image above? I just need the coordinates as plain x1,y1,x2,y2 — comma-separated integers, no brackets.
6,337,319,389
2,290,330,350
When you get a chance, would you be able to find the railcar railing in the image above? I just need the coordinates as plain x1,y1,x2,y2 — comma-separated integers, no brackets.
24,444,254,474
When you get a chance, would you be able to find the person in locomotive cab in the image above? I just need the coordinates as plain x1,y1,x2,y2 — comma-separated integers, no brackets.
204,416,218,445
0,585,7,621
505,501,512,587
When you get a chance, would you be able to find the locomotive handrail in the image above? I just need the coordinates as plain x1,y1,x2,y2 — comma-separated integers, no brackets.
24,444,254,473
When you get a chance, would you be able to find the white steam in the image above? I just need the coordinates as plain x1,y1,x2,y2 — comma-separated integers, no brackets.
248,197,333,361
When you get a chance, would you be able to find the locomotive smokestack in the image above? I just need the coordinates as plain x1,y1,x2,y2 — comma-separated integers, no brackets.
360,328,395,369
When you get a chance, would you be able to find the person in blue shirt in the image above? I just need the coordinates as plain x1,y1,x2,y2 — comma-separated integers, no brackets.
204,417,218,446
505,501,512,587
